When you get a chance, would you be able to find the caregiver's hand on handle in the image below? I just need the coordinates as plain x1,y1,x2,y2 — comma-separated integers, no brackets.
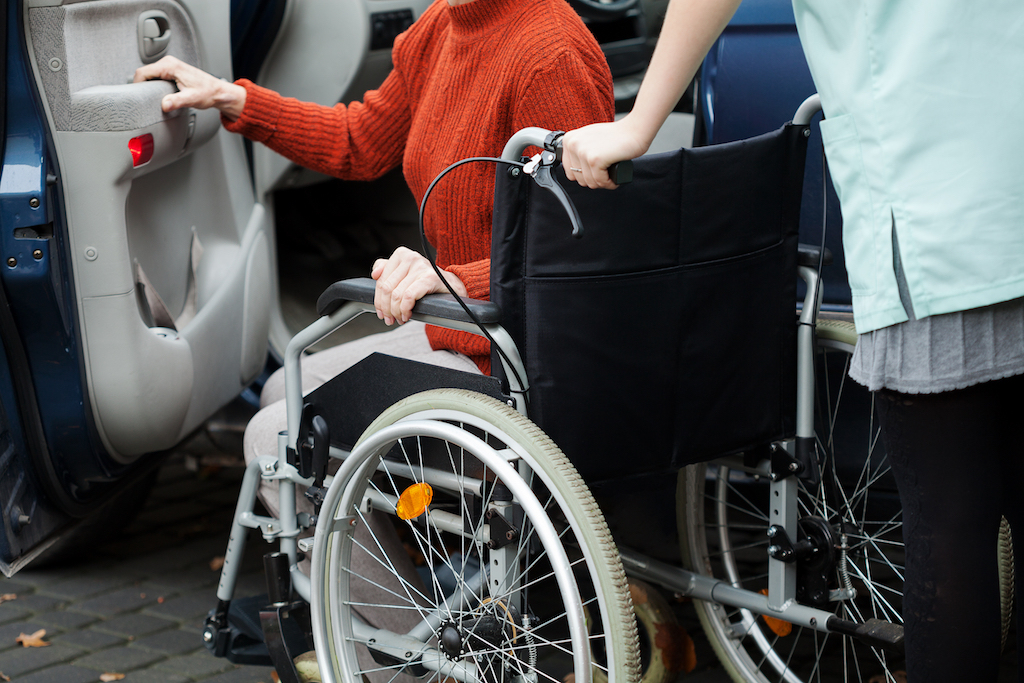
561,0,742,190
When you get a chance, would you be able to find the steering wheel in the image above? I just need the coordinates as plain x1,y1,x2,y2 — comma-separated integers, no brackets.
568,0,640,21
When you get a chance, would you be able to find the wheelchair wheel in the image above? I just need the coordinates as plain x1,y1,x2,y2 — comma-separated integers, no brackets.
310,388,640,683
678,319,906,683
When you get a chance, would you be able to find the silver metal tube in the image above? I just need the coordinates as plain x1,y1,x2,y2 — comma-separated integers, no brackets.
793,94,822,126
620,547,835,633
216,455,276,601
501,127,550,161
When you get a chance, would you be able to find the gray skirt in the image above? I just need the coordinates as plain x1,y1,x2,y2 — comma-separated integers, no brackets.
850,297,1024,394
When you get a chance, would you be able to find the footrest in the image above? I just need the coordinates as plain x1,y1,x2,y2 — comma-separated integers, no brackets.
827,616,905,653
317,277,501,324
203,594,310,666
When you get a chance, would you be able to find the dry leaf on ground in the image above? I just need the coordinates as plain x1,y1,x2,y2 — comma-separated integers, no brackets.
210,556,226,571
100,673,126,682
1,671,11,681
0,593,16,604
16,629,50,647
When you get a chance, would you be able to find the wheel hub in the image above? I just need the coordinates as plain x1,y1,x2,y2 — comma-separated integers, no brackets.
439,621,464,660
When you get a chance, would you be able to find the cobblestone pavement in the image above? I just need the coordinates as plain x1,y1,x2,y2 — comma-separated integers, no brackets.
0,419,274,683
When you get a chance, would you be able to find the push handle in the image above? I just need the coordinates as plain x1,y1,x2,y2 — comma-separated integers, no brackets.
501,127,634,186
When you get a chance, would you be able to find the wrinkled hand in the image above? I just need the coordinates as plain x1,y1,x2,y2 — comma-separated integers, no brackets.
561,118,649,189
133,55,246,119
371,247,467,325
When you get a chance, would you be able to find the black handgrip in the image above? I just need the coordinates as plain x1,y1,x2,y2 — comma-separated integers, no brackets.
607,159,634,185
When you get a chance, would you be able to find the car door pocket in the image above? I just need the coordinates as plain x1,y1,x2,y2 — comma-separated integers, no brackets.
138,10,172,63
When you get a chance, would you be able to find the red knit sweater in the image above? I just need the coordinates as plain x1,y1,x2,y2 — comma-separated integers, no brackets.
224,0,614,374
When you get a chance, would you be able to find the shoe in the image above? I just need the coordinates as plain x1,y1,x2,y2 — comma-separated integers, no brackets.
294,651,321,683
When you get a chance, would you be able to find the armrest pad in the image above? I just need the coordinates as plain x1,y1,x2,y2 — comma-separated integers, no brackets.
316,277,501,324
798,244,833,268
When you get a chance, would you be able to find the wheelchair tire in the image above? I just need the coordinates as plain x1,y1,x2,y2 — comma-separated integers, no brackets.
677,319,907,683
309,388,640,683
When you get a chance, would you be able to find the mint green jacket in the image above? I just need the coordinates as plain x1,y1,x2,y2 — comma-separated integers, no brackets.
793,0,1024,332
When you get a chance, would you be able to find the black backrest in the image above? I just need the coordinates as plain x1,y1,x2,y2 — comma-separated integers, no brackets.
491,124,807,482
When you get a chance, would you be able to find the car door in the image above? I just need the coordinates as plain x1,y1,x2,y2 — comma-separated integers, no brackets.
1,0,271,573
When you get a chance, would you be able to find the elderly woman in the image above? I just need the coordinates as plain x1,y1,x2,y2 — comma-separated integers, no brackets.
136,0,612,664
137,0,611,484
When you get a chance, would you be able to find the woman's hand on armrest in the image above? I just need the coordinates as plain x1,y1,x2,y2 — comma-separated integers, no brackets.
371,246,468,326
134,55,247,120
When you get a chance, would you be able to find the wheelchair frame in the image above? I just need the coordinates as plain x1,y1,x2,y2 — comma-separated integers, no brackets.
205,94,910,683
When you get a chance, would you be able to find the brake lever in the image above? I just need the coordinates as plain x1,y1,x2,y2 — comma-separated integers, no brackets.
523,149,584,238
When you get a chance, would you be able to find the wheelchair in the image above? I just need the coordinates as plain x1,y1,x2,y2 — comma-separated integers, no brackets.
202,95,920,683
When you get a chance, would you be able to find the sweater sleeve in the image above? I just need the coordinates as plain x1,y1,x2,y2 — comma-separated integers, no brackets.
221,73,412,182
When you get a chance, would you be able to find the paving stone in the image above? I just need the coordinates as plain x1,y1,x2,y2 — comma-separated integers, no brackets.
153,650,235,678
146,565,220,593
121,668,191,683
39,576,127,601
34,610,100,631
0,576,38,593
8,593,67,613
131,628,204,656
199,665,277,683
74,585,164,617
0,602,32,625
72,645,167,672
102,533,191,561
0,642,81,677
14,565,100,586
143,591,218,621
8,663,102,683
54,627,127,650
92,613,177,638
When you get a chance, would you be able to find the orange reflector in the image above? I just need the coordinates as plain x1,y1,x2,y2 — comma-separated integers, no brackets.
759,589,793,636
129,133,155,167
397,482,433,520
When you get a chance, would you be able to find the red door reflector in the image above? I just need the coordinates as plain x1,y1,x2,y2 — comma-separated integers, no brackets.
129,134,155,167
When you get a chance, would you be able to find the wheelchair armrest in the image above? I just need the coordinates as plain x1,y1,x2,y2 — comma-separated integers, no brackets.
316,277,502,324
798,244,833,268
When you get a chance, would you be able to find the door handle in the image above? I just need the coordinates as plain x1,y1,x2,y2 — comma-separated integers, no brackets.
138,10,172,62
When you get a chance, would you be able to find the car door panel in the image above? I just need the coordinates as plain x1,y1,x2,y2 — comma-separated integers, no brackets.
23,0,270,459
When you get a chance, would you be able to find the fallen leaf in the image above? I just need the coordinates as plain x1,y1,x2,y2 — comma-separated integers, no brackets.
100,674,126,682
0,593,16,604
210,556,225,571
1,671,11,681
157,596,165,603
16,629,50,647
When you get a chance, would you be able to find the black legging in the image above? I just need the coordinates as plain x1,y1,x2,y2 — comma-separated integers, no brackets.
875,373,1024,682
